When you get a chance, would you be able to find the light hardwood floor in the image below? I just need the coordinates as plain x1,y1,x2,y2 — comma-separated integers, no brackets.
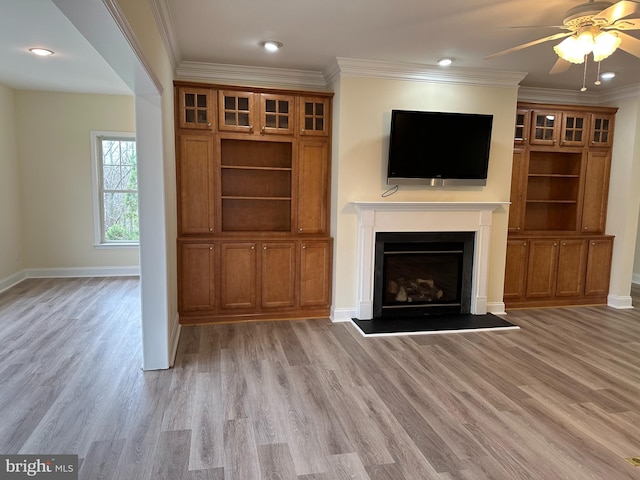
2,277,640,479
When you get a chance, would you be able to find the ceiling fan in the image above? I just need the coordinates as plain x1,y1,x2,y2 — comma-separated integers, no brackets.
485,0,640,78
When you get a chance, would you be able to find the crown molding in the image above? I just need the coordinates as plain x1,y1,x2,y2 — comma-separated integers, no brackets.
329,57,527,88
176,61,329,91
519,83,640,105
148,0,181,71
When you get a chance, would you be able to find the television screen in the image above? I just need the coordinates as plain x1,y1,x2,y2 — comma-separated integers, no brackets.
387,110,493,186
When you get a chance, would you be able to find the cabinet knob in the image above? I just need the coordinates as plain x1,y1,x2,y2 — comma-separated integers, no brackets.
263,245,267,250
516,227,520,231
209,246,213,250
302,245,306,249
207,122,212,127
592,242,596,246
562,242,566,246
523,242,527,246
209,227,213,232
553,243,558,246
299,228,303,232
251,245,255,250
261,126,265,134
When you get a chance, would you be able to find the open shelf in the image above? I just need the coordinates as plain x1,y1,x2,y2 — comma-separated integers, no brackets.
528,151,581,176
222,198,291,231
221,168,291,198
526,175,579,202
524,202,577,231
220,139,292,168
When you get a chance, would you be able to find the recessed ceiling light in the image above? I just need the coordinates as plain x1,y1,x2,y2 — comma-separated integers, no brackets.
29,48,54,57
262,41,283,52
600,71,616,80
437,58,453,67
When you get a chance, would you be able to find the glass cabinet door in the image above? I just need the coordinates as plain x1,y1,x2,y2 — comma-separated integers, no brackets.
530,110,561,146
218,90,255,133
260,94,295,135
299,97,330,136
178,87,214,130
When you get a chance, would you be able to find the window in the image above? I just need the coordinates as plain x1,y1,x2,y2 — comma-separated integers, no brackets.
91,132,138,246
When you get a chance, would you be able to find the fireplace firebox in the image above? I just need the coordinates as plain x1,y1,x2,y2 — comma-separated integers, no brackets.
373,232,475,318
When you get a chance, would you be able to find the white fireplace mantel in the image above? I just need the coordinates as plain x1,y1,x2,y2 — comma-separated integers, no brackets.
352,201,508,319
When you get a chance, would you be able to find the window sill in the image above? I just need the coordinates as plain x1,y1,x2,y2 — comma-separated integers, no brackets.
93,243,139,249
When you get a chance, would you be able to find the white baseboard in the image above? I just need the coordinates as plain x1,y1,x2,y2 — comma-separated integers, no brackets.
331,307,356,323
607,294,634,309
0,266,140,294
169,313,181,367
0,270,28,294
487,302,506,315
25,266,140,278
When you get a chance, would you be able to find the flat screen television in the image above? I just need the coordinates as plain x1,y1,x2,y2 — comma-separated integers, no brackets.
387,109,493,186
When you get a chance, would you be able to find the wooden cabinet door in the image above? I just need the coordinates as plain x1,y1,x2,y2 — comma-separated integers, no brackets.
261,242,296,308
259,94,295,135
299,97,330,136
179,242,216,311
177,87,215,130
585,238,613,296
530,110,561,146
297,140,329,234
526,239,559,298
560,112,588,147
581,150,611,234
555,239,588,297
590,113,614,147
178,134,215,234
218,90,256,134
508,149,527,233
299,240,332,307
504,239,529,300
514,108,530,146
220,242,257,310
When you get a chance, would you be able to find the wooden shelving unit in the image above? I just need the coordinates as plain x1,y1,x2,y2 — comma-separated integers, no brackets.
505,102,616,309
175,82,333,323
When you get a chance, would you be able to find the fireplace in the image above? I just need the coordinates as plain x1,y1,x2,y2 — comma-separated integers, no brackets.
351,201,508,320
373,232,474,318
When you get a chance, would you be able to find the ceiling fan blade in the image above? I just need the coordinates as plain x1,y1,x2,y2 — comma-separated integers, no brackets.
593,0,640,24
484,32,573,59
617,31,640,57
549,57,571,74
607,17,640,30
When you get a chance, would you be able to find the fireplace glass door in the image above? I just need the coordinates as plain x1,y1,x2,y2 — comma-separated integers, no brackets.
374,232,474,318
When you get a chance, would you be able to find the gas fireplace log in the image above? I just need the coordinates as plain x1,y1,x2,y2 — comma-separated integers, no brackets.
388,277,443,303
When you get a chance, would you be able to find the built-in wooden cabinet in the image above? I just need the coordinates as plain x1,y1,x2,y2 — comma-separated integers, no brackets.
505,102,616,309
175,82,333,323
177,87,215,130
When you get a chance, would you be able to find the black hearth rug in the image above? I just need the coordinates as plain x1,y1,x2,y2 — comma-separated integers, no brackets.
351,313,519,337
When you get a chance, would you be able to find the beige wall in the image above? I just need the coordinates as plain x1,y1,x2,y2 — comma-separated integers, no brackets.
0,84,23,280
15,91,138,270
332,76,518,315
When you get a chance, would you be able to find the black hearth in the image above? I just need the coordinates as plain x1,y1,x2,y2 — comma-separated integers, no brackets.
373,231,475,318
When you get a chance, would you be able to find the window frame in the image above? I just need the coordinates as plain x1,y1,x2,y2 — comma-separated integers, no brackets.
90,131,139,248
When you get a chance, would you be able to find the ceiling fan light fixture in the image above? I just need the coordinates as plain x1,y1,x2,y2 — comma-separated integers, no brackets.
592,30,621,62
554,36,588,64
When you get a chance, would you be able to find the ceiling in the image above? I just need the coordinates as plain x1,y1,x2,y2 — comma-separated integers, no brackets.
2,0,640,95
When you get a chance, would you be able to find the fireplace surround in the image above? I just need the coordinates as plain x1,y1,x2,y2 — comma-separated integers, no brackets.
352,201,507,320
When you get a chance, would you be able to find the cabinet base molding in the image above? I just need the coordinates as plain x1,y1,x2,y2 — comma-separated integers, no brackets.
179,308,330,325
506,296,607,309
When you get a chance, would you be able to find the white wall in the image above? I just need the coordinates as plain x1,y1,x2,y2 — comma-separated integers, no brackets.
607,97,640,302
331,76,518,318
15,91,138,271
0,84,23,282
